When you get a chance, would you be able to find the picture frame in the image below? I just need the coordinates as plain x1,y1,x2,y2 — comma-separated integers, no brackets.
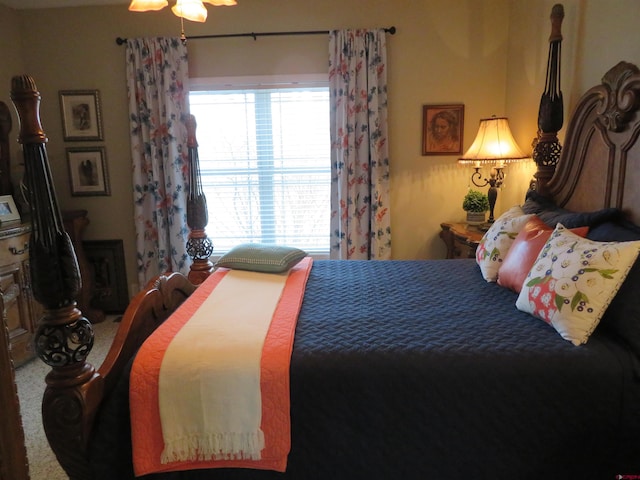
83,239,129,314
422,104,464,155
66,147,111,196
59,90,104,141
0,195,21,224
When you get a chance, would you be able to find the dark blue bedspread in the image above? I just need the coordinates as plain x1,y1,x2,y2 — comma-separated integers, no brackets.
91,259,640,480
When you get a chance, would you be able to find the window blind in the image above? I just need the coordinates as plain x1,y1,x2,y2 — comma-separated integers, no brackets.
189,80,330,255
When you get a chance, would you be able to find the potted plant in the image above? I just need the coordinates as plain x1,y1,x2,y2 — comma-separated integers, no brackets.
462,189,489,225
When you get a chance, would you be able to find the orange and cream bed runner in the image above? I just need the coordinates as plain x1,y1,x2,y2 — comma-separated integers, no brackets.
130,257,313,476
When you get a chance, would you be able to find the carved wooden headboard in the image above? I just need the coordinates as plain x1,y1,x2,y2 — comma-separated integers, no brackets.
547,61,640,225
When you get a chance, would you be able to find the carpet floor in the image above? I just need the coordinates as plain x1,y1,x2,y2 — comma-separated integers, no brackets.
15,316,120,480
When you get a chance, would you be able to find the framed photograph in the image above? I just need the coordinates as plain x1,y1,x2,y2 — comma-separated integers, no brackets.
66,147,111,196
83,239,129,314
0,195,20,224
59,90,104,141
422,104,464,155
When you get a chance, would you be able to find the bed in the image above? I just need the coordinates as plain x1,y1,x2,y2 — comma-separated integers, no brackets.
9,13,640,480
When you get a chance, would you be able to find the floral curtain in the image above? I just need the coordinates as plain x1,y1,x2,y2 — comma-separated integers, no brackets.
329,29,391,260
126,37,191,286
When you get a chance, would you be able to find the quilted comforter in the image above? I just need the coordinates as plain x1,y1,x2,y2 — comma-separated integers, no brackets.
90,259,640,480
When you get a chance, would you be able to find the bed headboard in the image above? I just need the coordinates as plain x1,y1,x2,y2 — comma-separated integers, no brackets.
547,61,640,225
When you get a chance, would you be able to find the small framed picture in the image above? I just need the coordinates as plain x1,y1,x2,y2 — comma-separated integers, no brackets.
66,147,111,196
59,90,104,141
0,195,21,224
422,104,464,155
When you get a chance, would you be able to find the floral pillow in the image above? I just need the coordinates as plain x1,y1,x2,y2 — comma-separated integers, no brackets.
476,205,534,282
515,224,640,345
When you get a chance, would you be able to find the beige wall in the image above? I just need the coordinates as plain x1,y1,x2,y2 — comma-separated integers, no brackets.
1,0,637,294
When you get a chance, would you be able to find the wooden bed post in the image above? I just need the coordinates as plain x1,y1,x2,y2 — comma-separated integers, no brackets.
533,3,565,195
186,114,214,284
11,75,98,480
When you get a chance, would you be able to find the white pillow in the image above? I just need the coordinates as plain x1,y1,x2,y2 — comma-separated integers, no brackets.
476,205,534,282
516,224,640,345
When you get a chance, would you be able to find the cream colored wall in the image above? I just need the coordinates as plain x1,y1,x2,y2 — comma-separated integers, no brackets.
2,0,637,293
571,0,640,107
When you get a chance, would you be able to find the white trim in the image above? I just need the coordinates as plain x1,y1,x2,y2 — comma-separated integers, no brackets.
189,73,328,91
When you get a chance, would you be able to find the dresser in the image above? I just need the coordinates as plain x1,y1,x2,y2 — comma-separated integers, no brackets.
0,300,29,480
0,225,30,480
0,221,42,367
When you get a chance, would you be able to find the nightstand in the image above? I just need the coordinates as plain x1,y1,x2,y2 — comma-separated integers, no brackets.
439,222,485,259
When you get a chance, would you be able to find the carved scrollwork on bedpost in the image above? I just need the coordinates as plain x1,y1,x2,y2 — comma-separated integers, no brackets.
11,75,98,480
186,114,214,285
533,3,564,196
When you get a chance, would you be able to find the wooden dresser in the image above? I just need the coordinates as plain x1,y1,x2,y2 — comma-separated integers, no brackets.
0,221,42,367
0,221,36,479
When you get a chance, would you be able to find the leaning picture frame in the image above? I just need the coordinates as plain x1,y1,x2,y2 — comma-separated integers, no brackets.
59,90,104,141
66,147,111,196
0,195,21,224
422,104,464,155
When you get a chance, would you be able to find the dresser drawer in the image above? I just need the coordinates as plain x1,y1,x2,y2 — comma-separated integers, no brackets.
0,233,30,266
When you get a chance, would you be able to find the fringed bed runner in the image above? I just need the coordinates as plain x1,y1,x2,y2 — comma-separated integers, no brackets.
130,257,313,476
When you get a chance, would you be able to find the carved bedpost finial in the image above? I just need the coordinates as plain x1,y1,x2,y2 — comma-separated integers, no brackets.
533,4,564,195
11,75,97,480
186,114,214,284
549,3,564,42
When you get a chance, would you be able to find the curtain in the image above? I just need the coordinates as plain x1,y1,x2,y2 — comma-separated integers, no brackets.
126,37,191,286
329,29,391,260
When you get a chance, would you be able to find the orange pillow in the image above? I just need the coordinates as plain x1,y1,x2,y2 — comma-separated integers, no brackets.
497,216,589,292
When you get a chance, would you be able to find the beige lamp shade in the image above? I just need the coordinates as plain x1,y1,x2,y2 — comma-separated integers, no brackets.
128,0,236,21
128,0,168,11
203,0,237,4
171,0,208,21
458,116,528,165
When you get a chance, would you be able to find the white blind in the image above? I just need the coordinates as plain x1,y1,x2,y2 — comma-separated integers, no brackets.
189,79,330,255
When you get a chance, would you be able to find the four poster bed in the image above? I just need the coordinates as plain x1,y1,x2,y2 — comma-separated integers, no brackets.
8,7,640,480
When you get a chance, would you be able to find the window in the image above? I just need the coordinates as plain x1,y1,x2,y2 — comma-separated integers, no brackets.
189,76,330,256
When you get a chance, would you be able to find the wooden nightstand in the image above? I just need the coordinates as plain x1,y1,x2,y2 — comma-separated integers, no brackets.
439,222,485,259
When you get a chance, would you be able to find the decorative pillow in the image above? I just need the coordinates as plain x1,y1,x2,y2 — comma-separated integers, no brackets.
475,205,534,282
515,224,640,345
587,219,640,356
214,243,307,273
522,190,620,228
587,218,640,242
497,216,588,293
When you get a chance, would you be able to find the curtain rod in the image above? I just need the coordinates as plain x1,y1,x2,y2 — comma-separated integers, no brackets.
115,26,396,45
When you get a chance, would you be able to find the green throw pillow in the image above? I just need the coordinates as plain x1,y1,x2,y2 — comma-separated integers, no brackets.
214,243,307,273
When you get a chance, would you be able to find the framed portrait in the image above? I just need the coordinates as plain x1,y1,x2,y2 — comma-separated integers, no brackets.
0,195,21,224
422,104,464,155
66,147,111,196
59,90,104,141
